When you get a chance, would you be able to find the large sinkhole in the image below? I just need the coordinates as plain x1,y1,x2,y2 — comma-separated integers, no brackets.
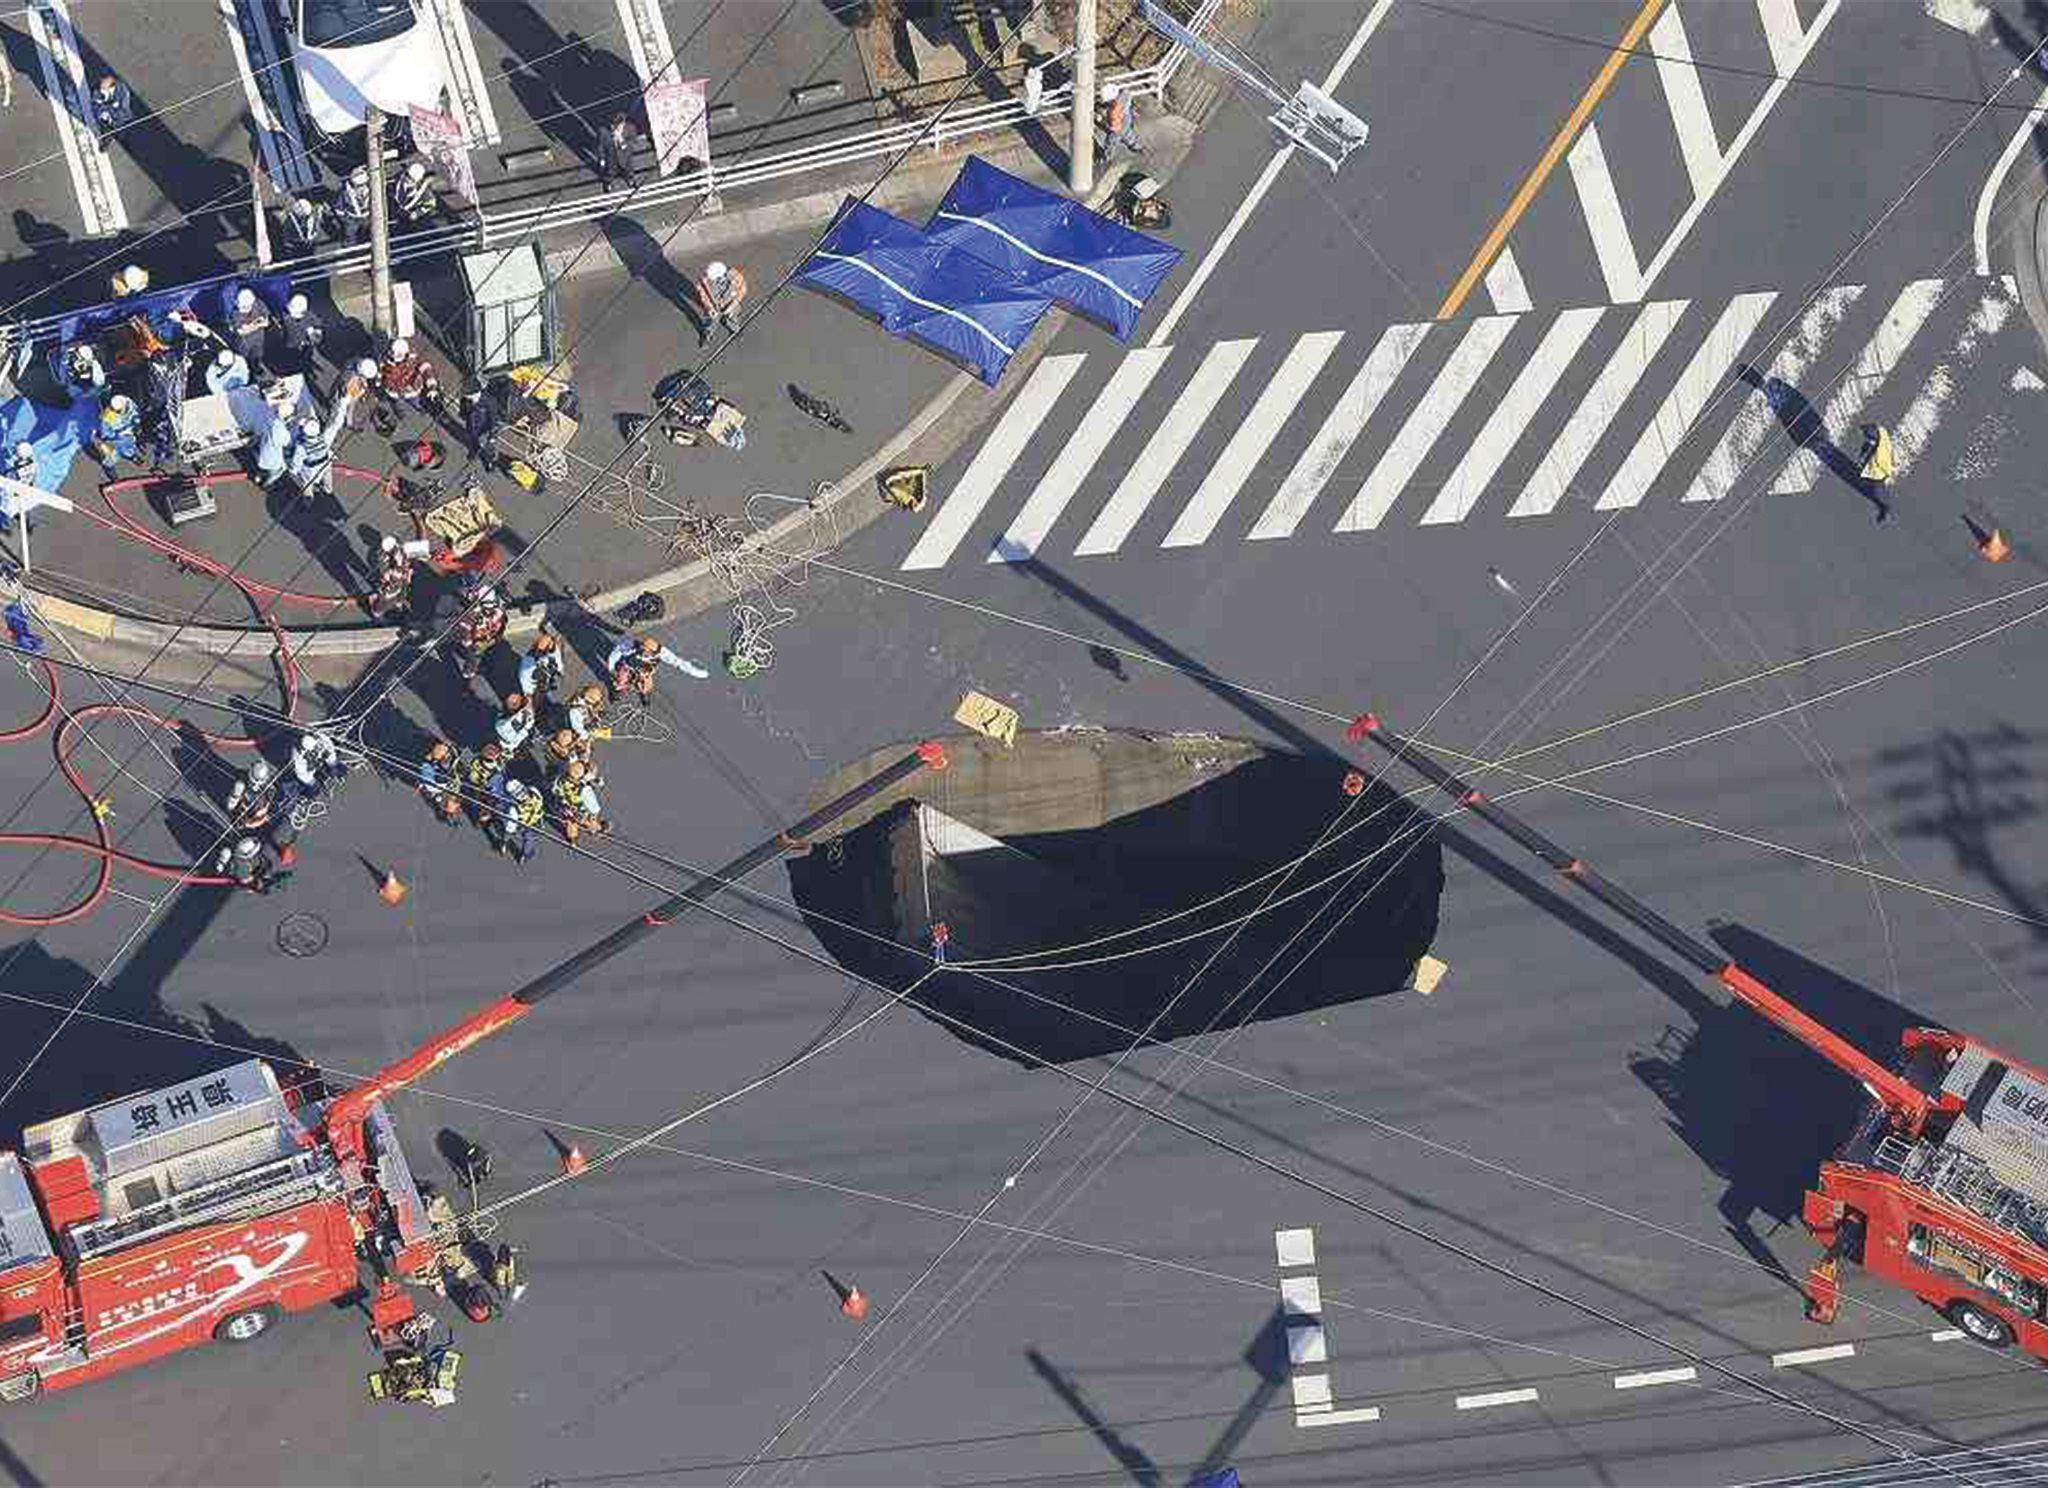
787,731,1445,1064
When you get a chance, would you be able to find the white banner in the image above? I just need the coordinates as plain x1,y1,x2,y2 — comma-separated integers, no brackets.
646,77,709,179
409,104,476,208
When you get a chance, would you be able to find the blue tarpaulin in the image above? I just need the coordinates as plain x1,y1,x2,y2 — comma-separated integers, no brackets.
0,392,102,493
795,199,1053,385
55,271,296,347
925,156,1182,341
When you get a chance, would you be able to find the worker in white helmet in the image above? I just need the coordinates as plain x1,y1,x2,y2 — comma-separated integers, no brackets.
110,264,149,298
205,345,250,395
281,194,329,254
392,159,437,224
277,293,322,376
228,287,272,373
692,259,747,347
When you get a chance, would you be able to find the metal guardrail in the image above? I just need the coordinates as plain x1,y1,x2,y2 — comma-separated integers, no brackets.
14,0,1225,347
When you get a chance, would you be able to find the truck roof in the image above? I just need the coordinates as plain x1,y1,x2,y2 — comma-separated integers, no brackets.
20,1060,338,1260
1877,1040,2048,1253
0,1155,54,1273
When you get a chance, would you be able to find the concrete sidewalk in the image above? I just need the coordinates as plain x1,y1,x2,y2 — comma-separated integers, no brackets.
11,115,1195,677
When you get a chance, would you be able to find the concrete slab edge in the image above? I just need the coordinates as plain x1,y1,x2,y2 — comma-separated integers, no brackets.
2015,185,2048,364
27,118,1199,661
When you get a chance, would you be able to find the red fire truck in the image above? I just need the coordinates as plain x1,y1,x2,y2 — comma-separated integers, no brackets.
0,742,941,1404
1347,714,2048,1359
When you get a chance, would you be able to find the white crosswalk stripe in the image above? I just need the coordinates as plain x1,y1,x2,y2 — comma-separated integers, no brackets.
1338,316,1516,532
27,0,127,237
1075,339,1255,556
1162,332,1343,547
1251,323,1429,541
902,354,1085,570
898,276,2030,573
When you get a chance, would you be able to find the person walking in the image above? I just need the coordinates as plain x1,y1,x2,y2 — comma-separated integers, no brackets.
595,112,639,189
1859,422,1896,527
692,261,747,347
90,75,132,150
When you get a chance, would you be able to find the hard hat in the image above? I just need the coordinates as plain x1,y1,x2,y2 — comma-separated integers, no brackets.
120,265,147,292
638,636,660,654
95,74,116,94
705,260,728,281
428,741,451,761
504,692,526,713
380,534,398,552
551,729,574,752
579,685,604,706
389,337,410,359
214,348,236,368
566,760,586,780
504,778,526,798
475,585,499,605
287,293,308,316
480,741,504,760
12,442,30,459
249,760,274,786
108,394,132,414
356,358,379,380
1101,82,1119,101
234,837,260,857
235,288,255,312
532,633,556,653
99,404,124,425
350,165,368,184
291,195,315,217
299,416,320,437
1133,176,1160,201
406,161,426,181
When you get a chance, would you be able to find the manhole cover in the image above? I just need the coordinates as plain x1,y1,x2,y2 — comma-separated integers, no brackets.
276,913,329,958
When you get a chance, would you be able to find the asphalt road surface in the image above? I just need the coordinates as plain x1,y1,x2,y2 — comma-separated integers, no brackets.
10,1,2048,1485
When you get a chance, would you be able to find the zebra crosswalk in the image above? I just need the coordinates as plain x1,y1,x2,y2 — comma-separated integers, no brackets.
898,275,2036,573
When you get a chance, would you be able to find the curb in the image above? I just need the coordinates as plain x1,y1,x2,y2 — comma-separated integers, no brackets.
25,117,1198,664
2013,183,2048,364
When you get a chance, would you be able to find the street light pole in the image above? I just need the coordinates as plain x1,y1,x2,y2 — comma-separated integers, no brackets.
365,105,394,341
1069,0,1095,195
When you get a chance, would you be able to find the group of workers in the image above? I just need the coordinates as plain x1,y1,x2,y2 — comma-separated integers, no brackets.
281,160,441,256
415,619,710,866
212,730,352,894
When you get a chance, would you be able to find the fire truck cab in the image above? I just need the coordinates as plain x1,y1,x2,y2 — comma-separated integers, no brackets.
1808,1031,2048,1356
0,1059,431,1402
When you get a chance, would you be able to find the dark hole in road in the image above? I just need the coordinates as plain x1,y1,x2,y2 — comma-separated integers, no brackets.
788,740,1443,1064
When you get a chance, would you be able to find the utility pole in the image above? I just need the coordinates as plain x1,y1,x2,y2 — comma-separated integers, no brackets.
1068,0,1095,195
365,105,394,341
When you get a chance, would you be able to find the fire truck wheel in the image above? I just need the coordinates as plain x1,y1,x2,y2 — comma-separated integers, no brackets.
1948,1300,2014,1348
214,1304,281,1344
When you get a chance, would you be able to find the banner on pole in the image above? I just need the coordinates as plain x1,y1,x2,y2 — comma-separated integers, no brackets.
646,77,709,179
409,105,477,208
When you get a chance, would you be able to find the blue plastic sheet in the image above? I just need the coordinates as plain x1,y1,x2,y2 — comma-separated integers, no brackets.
0,391,103,493
796,199,1053,385
55,271,296,348
926,156,1182,341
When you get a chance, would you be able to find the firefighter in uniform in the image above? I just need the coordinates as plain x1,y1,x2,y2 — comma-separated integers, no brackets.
281,194,329,255
379,338,442,415
451,586,506,682
545,727,590,772
549,757,608,841
518,629,563,709
392,159,437,224
567,684,609,748
228,288,272,374
217,834,290,893
463,741,508,810
606,633,709,704
92,396,140,470
487,776,545,864
335,166,373,244
417,740,463,823
368,534,411,621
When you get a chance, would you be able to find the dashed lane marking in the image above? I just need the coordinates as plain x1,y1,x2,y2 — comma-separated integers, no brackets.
1298,1406,1382,1426
1771,1343,1857,1367
1929,1328,1965,1342
1614,1366,1697,1389
1456,1387,1541,1410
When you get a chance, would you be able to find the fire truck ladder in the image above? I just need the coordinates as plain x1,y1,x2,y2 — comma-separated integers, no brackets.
1343,714,1958,1136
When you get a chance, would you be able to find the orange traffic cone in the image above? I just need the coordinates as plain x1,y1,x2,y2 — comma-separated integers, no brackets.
561,1143,587,1176
1981,527,2011,562
378,869,407,905
840,1285,868,1320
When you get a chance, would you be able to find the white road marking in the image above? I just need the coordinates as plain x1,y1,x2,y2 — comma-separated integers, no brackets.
1274,1227,1317,1268
1279,1274,1322,1317
1250,323,1429,540
989,348,1168,562
1485,246,1533,314
1287,1324,1328,1365
1297,1405,1382,1426
1650,6,1723,198
1930,1328,1965,1342
1162,332,1342,547
1755,0,1807,74
1771,1343,1856,1367
1686,284,1863,502
1512,299,1687,518
1637,1,1842,299
1144,0,1396,346
1421,306,1601,525
421,0,501,146
1925,0,1991,34
1338,315,1516,531
1074,339,1255,555
1291,1372,1333,1409
1614,1366,1697,1389
1597,290,1776,509
1973,82,2048,276
1456,1387,1540,1409
1892,282,2013,476
902,355,1084,569
27,0,126,236
1772,278,1944,493
2015,366,2045,390
1566,123,1642,303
